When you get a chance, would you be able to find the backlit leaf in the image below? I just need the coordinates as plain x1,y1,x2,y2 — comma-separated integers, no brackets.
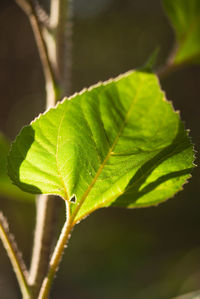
0,133,33,201
7,70,194,223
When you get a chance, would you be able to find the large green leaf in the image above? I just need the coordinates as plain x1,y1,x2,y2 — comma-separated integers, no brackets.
163,0,200,65
8,71,194,224
0,133,33,201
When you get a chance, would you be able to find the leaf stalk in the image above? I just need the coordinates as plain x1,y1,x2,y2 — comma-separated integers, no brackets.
38,200,72,299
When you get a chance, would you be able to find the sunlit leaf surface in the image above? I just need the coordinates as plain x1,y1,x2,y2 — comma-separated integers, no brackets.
8,71,194,223
0,133,33,201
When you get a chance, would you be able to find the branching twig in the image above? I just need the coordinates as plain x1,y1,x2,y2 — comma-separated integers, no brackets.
0,212,31,298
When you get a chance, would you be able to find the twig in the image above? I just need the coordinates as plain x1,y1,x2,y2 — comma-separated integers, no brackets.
0,212,31,298
50,0,73,96
15,0,61,297
34,0,50,29
15,0,57,108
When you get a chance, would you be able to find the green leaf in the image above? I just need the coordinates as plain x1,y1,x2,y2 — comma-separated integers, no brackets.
163,0,200,65
0,133,34,202
7,70,194,224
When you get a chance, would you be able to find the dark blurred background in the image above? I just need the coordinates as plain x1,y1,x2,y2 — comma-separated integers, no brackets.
0,0,200,298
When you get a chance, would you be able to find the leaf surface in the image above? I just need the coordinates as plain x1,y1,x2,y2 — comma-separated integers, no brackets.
0,133,33,201
8,71,194,223
163,0,200,65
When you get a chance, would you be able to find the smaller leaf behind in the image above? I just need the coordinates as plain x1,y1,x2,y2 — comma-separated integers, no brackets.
7,70,194,224
163,0,200,65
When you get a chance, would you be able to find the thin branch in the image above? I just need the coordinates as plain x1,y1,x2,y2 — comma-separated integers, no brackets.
0,212,31,299
15,0,32,15
15,1,62,297
50,0,73,96
38,200,72,299
34,0,50,29
28,195,61,297
15,0,57,108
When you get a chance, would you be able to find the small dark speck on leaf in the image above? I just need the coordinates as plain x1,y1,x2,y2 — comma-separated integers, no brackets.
70,195,76,203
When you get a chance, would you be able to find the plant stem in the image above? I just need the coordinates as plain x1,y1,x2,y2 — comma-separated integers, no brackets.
15,0,57,108
28,195,61,297
55,0,73,96
38,200,72,299
13,1,54,297
14,1,60,296
47,0,73,97
0,212,31,299
15,0,73,297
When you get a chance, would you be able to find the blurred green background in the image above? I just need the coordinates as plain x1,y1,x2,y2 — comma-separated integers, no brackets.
0,0,200,298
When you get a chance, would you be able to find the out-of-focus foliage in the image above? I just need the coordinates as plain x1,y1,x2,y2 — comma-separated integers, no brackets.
163,0,200,65
175,290,200,299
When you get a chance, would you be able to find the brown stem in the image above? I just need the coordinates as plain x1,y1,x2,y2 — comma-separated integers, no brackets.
49,0,73,97
15,0,57,108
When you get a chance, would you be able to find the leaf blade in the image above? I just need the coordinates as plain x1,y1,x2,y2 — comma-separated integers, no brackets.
0,132,34,202
7,70,194,222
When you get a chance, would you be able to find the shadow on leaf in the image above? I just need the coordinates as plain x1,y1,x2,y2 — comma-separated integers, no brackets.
112,122,193,208
8,126,41,194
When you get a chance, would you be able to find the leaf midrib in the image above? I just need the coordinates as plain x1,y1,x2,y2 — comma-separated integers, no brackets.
71,77,143,221
56,110,70,200
73,137,190,223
